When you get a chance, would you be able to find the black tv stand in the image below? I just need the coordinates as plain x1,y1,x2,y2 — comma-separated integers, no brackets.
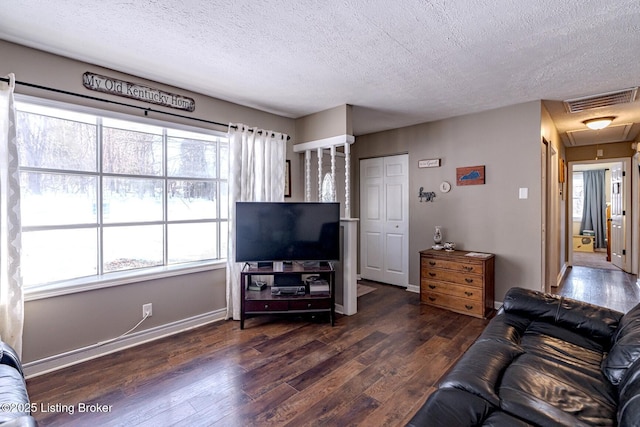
240,263,335,329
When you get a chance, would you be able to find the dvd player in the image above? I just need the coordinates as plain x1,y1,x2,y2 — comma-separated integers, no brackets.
271,286,306,296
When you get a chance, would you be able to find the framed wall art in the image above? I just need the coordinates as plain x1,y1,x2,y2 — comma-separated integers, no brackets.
456,165,485,186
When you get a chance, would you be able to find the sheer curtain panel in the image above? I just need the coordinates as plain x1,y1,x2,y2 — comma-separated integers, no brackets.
0,74,23,356
226,124,287,320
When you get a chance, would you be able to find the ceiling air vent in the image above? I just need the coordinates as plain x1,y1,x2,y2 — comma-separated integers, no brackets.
563,88,638,113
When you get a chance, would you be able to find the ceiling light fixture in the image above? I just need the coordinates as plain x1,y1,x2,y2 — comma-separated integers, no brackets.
583,117,615,130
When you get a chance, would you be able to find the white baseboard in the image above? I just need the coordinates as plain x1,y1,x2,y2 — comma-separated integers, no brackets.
405,283,419,293
23,309,226,379
557,263,569,287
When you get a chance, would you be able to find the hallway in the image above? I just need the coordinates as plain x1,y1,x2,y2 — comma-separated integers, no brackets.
572,251,619,271
557,265,640,313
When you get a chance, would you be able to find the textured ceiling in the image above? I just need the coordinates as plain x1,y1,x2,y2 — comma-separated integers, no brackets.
1,0,639,141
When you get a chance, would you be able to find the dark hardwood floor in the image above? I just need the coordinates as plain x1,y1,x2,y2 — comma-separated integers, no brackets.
26,282,489,427
26,268,639,426
557,265,640,313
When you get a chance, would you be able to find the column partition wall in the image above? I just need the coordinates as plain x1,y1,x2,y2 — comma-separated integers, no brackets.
293,134,358,315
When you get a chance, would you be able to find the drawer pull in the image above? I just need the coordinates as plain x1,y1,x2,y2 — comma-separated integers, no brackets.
465,304,473,310
429,297,436,302
428,285,436,289
429,272,436,277
464,291,473,297
307,303,312,308
264,304,269,309
429,261,436,266
465,278,474,284
463,266,473,272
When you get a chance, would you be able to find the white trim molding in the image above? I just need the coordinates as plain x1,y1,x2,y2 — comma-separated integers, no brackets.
23,309,226,378
405,283,419,293
292,134,355,153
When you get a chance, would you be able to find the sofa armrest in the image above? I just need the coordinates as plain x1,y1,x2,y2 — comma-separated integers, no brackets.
439,339,524,406
0,343,36,427
618,357,640,426
0,343,24,377
0,416,37,427
0,366,33,425
406,388,493,427
502,288,622,347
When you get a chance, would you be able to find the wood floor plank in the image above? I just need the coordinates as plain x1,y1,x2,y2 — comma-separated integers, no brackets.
286,331,388,392
241,339,336,399
206,382,299,427
327,393,381,426
250,358,369,426
284,364,386,426
362,348,460,426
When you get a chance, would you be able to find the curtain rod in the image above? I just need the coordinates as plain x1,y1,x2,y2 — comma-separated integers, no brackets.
0,76,289,140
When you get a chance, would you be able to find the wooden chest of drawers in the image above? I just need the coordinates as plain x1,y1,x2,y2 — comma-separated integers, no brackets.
420,249,495,319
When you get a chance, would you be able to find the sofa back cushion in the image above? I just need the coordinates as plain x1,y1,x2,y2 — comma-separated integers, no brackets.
502,288,622,348
439,339,524,406
405,388,494,427
602,302,640,385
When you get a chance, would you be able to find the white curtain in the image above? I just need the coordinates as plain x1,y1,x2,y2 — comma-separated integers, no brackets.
0,74,23,356
226,123,287,320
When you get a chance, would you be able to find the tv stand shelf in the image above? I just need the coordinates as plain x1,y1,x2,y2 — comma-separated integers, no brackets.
240,264,335,329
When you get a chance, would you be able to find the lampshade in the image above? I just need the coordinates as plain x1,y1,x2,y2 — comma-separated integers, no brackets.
583,117,615,130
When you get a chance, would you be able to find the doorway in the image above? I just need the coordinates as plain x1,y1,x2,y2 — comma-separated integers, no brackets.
568,158,632,272
359,154,409,287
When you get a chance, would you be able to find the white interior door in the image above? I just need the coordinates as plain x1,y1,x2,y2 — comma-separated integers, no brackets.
611,163,626,270
360,155,409,286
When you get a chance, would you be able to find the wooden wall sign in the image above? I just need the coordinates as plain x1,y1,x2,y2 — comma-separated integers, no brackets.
83,72,195,112
456,165,485,185
418,158,441,168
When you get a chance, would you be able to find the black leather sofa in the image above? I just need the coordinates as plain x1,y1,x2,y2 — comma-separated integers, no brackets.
0,342,36,426
408,287,640,426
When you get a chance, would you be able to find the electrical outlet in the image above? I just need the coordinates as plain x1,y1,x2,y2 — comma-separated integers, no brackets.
142,303,153,317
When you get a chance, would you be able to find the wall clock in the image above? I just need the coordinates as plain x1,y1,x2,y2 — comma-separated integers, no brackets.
439,181,451,193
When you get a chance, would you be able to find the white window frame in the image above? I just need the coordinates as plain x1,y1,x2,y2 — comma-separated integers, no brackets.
16,95,228,301
572,171,584,222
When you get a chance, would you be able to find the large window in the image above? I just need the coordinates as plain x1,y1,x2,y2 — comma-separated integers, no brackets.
16,100,228,288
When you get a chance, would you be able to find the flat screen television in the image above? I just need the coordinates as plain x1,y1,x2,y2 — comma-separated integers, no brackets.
235,202,340,263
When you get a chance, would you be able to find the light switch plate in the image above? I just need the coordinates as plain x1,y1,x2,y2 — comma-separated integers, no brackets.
519,188,528,199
